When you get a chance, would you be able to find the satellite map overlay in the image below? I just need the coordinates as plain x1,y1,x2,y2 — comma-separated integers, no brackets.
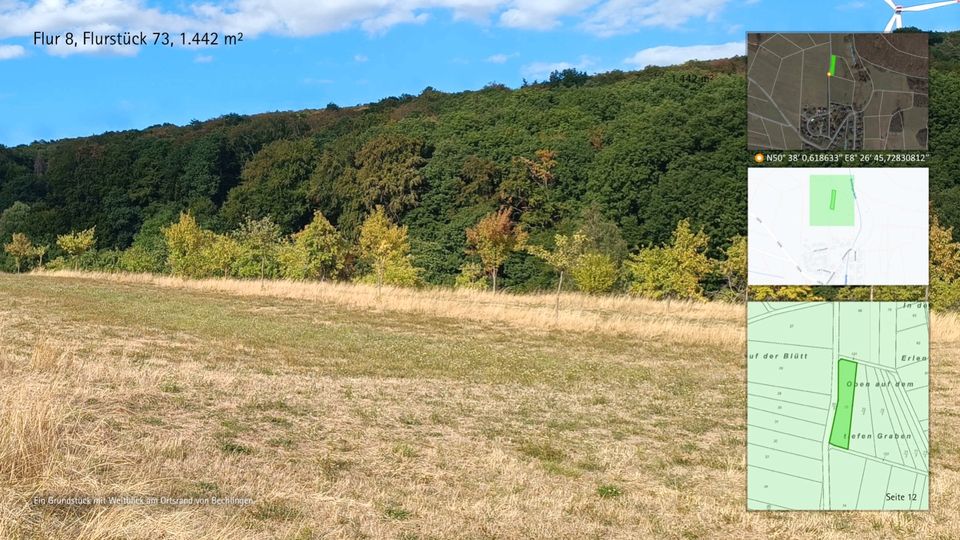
748,302,929,511
748,167,929,286
748,33,929,151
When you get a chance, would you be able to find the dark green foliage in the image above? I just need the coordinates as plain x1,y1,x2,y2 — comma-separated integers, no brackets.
1,34,958,291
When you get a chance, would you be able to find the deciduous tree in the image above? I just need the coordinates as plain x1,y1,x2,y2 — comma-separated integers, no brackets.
355,134,428,218
162,213,214,278
290,211,344,281
56,227,96,270
625,219,711,301
528,233,586,314
719,235,747,299
357,206,419,291
235,216,283,281
465,209,527,293
4,233,34,273
571,252,618,295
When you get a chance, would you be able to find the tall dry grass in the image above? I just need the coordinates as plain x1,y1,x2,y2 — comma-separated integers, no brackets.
34,270,747,350
0,342,74,485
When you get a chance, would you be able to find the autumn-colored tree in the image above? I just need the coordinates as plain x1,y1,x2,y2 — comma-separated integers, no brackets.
625,219,712,301
571,252,618,295
4,233,34,273
357,206,419,291
56,227,96,270
528,233,586,314
466,209,527,293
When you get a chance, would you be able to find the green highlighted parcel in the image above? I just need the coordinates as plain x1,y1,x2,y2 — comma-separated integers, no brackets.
810,174,855,226
828,359,858,450
829,54,838,77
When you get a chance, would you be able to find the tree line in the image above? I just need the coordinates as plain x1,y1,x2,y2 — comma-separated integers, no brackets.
7,210,960,312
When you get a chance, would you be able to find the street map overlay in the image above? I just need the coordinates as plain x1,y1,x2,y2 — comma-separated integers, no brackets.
748,33,928,151
748,167,928,286
748,302,929,511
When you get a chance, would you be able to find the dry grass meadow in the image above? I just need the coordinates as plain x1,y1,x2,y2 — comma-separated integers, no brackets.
1,271,958,538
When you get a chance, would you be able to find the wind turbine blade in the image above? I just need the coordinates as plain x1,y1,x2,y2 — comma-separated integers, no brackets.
885,12,898,31
884,0,897,8
902,1,958,12
896,13,904,27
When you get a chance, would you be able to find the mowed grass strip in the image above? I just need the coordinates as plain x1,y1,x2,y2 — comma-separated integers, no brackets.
0,274,694,388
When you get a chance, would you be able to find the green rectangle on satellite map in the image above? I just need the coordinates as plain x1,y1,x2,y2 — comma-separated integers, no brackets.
809,175,855,226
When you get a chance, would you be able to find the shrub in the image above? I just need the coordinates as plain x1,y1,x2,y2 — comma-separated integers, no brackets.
572,252,618,294
454,262,489,291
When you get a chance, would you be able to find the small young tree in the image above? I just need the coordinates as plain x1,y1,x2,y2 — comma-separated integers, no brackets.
33,244,48,268
719,235,747,301
571,252,618,295
465,209,527,293
163,213,214,278
454,262,489,291
206,234,244,278
235,216,283,281
277,240,309,280
625,219,712,302
291,211,344,280
4,233,34,273
56,227,96,270
357,206,418,292
528,233,586,315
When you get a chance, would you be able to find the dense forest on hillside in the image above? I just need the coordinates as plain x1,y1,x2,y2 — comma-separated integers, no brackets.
2,30,959,293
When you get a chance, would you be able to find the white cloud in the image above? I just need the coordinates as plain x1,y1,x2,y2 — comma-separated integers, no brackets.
353,54,368,63
499,0,596,30
0,43,23,59
583,0,731,37
623,41,743,68
485,52,517,63
522,55,594,78
194,54,213,63
0,0,195,40
0,0,736,59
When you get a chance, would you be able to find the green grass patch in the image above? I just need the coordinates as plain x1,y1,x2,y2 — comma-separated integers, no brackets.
597,484,624,499
519,441,566,463
383,503,412,520
217,438,253,455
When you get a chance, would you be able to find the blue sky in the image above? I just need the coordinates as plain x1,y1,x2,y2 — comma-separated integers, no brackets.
1,0,958,146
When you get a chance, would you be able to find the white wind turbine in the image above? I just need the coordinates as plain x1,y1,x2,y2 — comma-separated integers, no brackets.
883,0,960,33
